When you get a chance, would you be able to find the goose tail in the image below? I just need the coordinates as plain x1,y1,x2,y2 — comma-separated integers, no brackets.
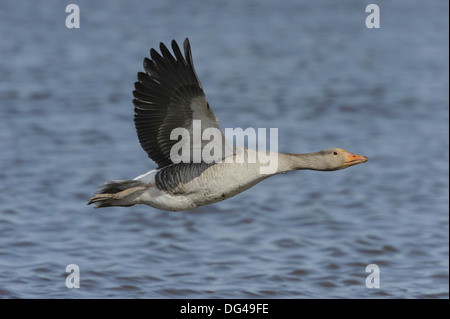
87,180,148,208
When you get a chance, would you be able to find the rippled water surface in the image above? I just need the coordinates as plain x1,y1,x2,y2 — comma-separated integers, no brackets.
0,0,448,298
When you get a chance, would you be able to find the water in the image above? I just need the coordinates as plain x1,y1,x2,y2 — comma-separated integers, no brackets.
0,0,448,298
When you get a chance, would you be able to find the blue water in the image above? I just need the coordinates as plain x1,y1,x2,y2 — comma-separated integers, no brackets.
0,0,448,298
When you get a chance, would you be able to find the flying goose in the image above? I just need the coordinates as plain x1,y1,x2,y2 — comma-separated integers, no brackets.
88,38,368,211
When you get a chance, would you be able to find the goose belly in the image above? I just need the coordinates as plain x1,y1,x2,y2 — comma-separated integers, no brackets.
182,162,271,207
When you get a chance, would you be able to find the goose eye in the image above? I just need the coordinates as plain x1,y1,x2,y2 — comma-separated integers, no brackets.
333,151,338,155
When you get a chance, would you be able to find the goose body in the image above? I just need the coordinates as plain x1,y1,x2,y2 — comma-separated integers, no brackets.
129,148,269,211
88,38,368,211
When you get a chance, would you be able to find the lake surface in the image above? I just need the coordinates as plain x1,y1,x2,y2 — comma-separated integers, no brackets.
0,0,448,298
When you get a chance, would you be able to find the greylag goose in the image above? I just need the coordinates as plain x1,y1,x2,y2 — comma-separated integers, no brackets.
88,38,368,211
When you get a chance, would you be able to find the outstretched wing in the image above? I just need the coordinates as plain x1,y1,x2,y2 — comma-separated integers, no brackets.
133,38,231,168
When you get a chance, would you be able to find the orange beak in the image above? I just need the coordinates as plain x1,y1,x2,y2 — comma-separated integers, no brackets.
344,151,368,167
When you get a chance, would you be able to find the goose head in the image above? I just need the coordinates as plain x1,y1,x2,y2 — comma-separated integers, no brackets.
316,148,368,171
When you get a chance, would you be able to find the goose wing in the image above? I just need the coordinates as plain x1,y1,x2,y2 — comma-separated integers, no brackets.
133,38,231,168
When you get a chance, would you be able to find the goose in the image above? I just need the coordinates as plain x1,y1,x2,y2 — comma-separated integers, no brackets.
88,38,368,211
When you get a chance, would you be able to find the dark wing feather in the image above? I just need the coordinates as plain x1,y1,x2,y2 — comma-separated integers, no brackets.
133,38,230,168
